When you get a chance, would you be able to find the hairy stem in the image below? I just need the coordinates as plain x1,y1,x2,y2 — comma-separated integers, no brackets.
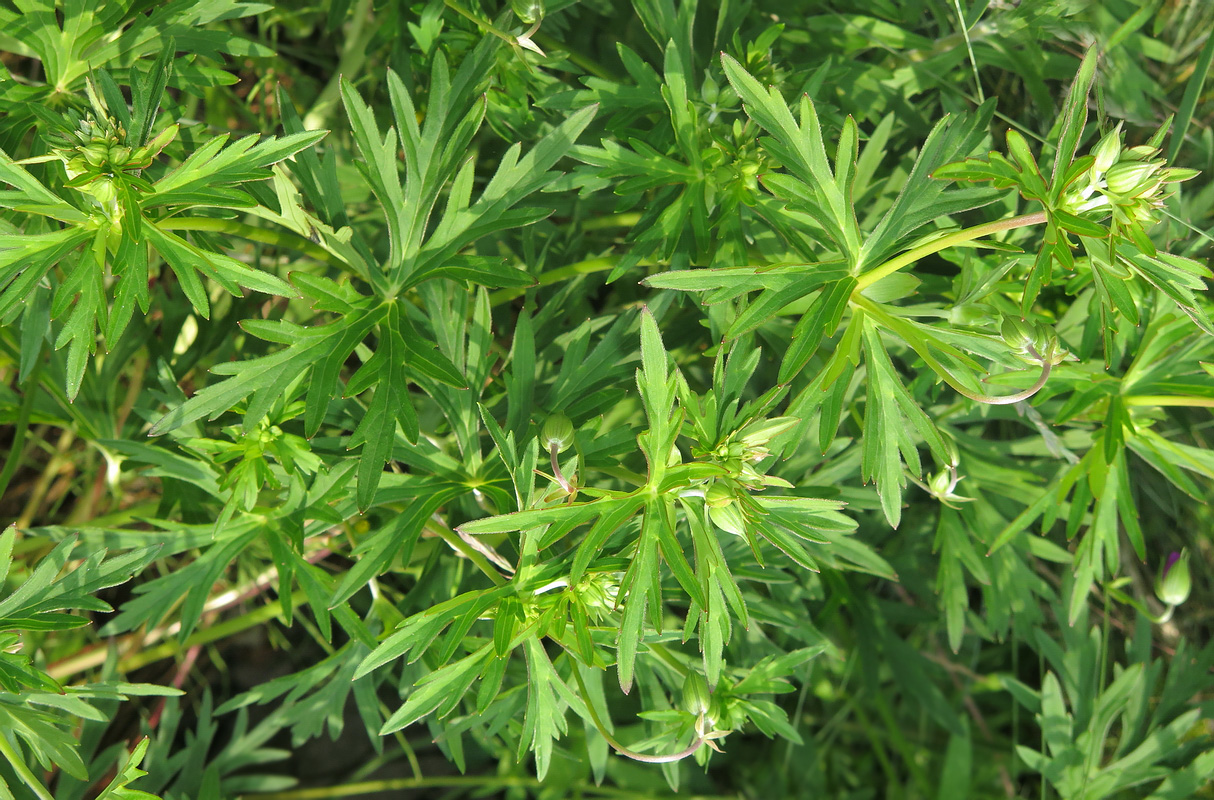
0,734,53,800
571,664,709,764
854,211,1048,292
950,357,1052,406
302,0,376,130
854,295,1054,405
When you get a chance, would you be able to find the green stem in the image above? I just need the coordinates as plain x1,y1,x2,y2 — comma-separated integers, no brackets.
532,32,618,80
1104,584,1176,624
426,522,508,586
854,211,1047,291
854,295,1053,405
0,728,54,800
1123,395,1214,408
489,256,656,305
550,442,573,493
158,217,345,270
302,0,376,131
443,0,515,44
570,665,708,764
952,358,1052,406
646,642,690,678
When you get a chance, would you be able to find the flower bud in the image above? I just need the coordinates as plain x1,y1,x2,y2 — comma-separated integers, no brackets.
510,0,543,24
1000,316,1035,353
738,416,798,448
928,469,953,497
541,413,574,453
704,483,733,508
709,501,747,536
107,144,132,165
89,177,118,208
1091,125,1122,173
682,672,712,716
1156,549,1192,607
1105,161,1161,195
81,142,110,168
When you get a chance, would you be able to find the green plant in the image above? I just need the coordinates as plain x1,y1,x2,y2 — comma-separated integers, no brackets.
2,1,1213,798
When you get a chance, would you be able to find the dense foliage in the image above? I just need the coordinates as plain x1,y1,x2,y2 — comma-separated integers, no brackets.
2,1,1213,797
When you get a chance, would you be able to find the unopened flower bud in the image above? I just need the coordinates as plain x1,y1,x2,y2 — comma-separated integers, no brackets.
1156,549,1192,607
1091,125,1122,173
704,483,733,508
682,672,712,716
1000,316,1035,353
90,178,118,207
81,142,110,168
541,413,574,453
107,144,132,165
708,501,747,536
1105,161,1160,195
928,469,953,496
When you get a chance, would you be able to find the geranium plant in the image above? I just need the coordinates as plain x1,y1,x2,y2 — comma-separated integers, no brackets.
1,1,1212,798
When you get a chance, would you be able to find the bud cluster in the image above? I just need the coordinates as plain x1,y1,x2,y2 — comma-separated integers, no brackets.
1061,123,1198,232
573,571,620,613
47,112,176,222
697,416,797,490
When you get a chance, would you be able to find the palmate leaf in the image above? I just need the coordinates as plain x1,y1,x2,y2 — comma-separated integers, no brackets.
0,0,271,106
145,130,327,211
0,528,174,799
149,68,598,507
339,38,595,291
721,53,860,258
149,301,383,437
565,40,718,273
859,321,952,528
857,102,1001,271
149,293,467,510
1012,609,1213,799
0,76,321,399
519,636,573,780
